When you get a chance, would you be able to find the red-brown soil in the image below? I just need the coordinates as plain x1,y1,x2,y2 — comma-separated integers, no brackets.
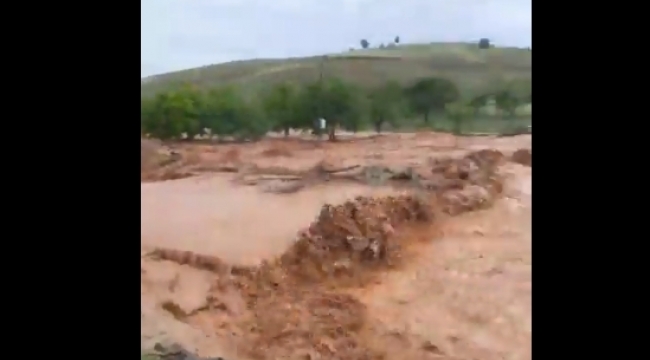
141,132,531,360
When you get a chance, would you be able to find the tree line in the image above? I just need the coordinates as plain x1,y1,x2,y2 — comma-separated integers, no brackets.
141,77,531,142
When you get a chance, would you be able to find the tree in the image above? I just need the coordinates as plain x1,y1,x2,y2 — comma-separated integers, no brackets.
445,102,474,135
176,84,206,139
468,93,491,115
141,89,200,140
293,82,325,137
404,77,460,124
478,38,491,49
395,36,400,44
368,81,404,133
337,82,369,134
261,83,303,136
142,84,276,142
321,78,365,141
233,102,270,141
141,97,155,135
360,39,370,49
200,87,240,137
296,78,364,141
494,89,521,118
201,86,270,141
507,78,532,105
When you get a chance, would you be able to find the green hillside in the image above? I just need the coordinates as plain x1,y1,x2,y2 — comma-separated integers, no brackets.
141,42,532,98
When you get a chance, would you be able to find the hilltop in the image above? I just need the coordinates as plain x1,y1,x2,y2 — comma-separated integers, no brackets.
140,42,532,98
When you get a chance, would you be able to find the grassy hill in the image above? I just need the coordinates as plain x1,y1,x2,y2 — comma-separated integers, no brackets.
140,42,532,99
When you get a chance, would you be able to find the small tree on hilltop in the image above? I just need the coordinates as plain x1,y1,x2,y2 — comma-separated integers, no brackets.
395,36,400,44
360,39,370,49
478,38,491,49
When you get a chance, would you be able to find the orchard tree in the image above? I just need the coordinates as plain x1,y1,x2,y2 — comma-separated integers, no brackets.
200,87,242,137
336,82,369,134
508,78,532,105
202,86,270,140
261,83,303,136
468,93,492,111
142,84,273,142
233,101,270,141
468,93,491,115
368,80,404,133
141,90,200,140
494,89,521,118
293,82,326,136
176,85,206,139
297,78,365,141
322,78,367,140
405,77,460,124
141,97,155,135
445,102,474,135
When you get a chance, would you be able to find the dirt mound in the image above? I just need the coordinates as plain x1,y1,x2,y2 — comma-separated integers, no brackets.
428,149,503,179
278,194,432,286
406,148,504,191
146,150,506,360
142,139,167,171
141,141,205,182
511,148,531,166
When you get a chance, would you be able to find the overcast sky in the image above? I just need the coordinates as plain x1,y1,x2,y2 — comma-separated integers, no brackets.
141,0,531,78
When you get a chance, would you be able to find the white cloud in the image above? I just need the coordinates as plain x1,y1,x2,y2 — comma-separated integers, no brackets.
141,0,531,77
